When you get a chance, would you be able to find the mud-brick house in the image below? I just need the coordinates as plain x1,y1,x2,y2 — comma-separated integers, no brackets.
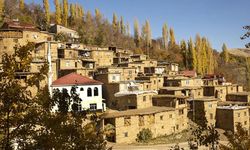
51,73,106,111
216,105,249,132
101,106,188,143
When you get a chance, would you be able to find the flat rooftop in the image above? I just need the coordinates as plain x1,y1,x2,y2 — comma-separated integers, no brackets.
153,94,188,99
217,105,248,110
101,106,175,119
227,92,250,96
191,96,219,102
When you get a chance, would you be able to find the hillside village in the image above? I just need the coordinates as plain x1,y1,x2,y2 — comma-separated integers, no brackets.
0,20,249,147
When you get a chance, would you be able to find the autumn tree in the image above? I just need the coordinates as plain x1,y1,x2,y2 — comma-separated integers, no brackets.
43,0,50,26
220,43,229,64
162,23,168,49
0,0,4,24
112,13,118,31
169,27,176,47
188,38,197,70
120,16,126,34
62,0,68,26
134,19,140,48
181,40,188,68
141,20,152,49
54,0,62,24
95,8,102,26
19,0,24,11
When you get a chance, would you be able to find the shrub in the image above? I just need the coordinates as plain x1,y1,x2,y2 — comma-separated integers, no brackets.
136,128,153,143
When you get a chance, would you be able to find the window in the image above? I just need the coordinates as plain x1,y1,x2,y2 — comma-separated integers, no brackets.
4,46,7,49
129,70,132,75
244,121,247,125
154,80,156,84
176,125,179,130
139,116,144,126
210,113,213,119
209,104,213,108
80,87,84,91
179,109,184,115
94,87,98,96
87,88,92,97
238,113,240,117
112,75,116,81
143,96,146,102
169,114,172,118
75,62,77,68
158,79,161,82
162,126,164,129
124,132,128,137
89,103,97,110
66,61,70,67
244,111,247,116
198,92,201,96
220,89,223,94
13,39,18,43
160,115,163,120
124,117,131,126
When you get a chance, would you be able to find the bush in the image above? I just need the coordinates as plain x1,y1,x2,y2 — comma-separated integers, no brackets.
136,128,153,143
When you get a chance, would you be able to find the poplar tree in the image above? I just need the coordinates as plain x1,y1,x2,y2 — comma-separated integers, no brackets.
0,0,4,23
207,41,214,74
69,3,75,25
126,22,130,36
162,23,168,49
78,5,84,20
62,0,68,26
195,34,202,74
120,16,125,34
169,27,176,46
54,0,62,24
43,0,50,26
221,43,229,63
188,38,197,70
134,19,140,47
19,0,24,11
201,37,208,74
95,8,102,25
180,40,188,68
112,13,118,31
141,20,152,48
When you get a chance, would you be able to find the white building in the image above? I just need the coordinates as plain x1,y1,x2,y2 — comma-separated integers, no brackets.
51,73,106,111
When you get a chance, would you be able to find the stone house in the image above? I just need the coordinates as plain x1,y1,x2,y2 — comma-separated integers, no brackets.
189,97,218,126
226,92,250,103
114,90,157,110
216,105,249,132
135,75,164,91
101,106,188,143
164,77,203,87
203,84,243,101
51,73,106,111
96,67,137,81
158,86,203,99
157,61,179,75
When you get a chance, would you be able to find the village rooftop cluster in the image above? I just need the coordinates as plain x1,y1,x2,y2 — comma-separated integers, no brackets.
0,20,249,144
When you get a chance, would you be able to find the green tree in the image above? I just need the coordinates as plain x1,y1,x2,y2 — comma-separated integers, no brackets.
136,128,153,143
43,0,50,26
169,27,176,47
181,40,188,68
220,123,250,150
221,43,229,64
0,43,48,149
62,0,68,26
162,23,168,49
54,0,62,24
134,19,140,47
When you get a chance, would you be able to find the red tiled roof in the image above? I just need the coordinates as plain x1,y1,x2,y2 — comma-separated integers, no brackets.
1,21,38,31
180,70,197,77
52,73,103,86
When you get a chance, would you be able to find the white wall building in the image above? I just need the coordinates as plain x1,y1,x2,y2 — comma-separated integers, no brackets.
51,73,106,111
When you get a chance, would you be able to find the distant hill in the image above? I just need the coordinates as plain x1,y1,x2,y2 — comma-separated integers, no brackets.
228,48,250,57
